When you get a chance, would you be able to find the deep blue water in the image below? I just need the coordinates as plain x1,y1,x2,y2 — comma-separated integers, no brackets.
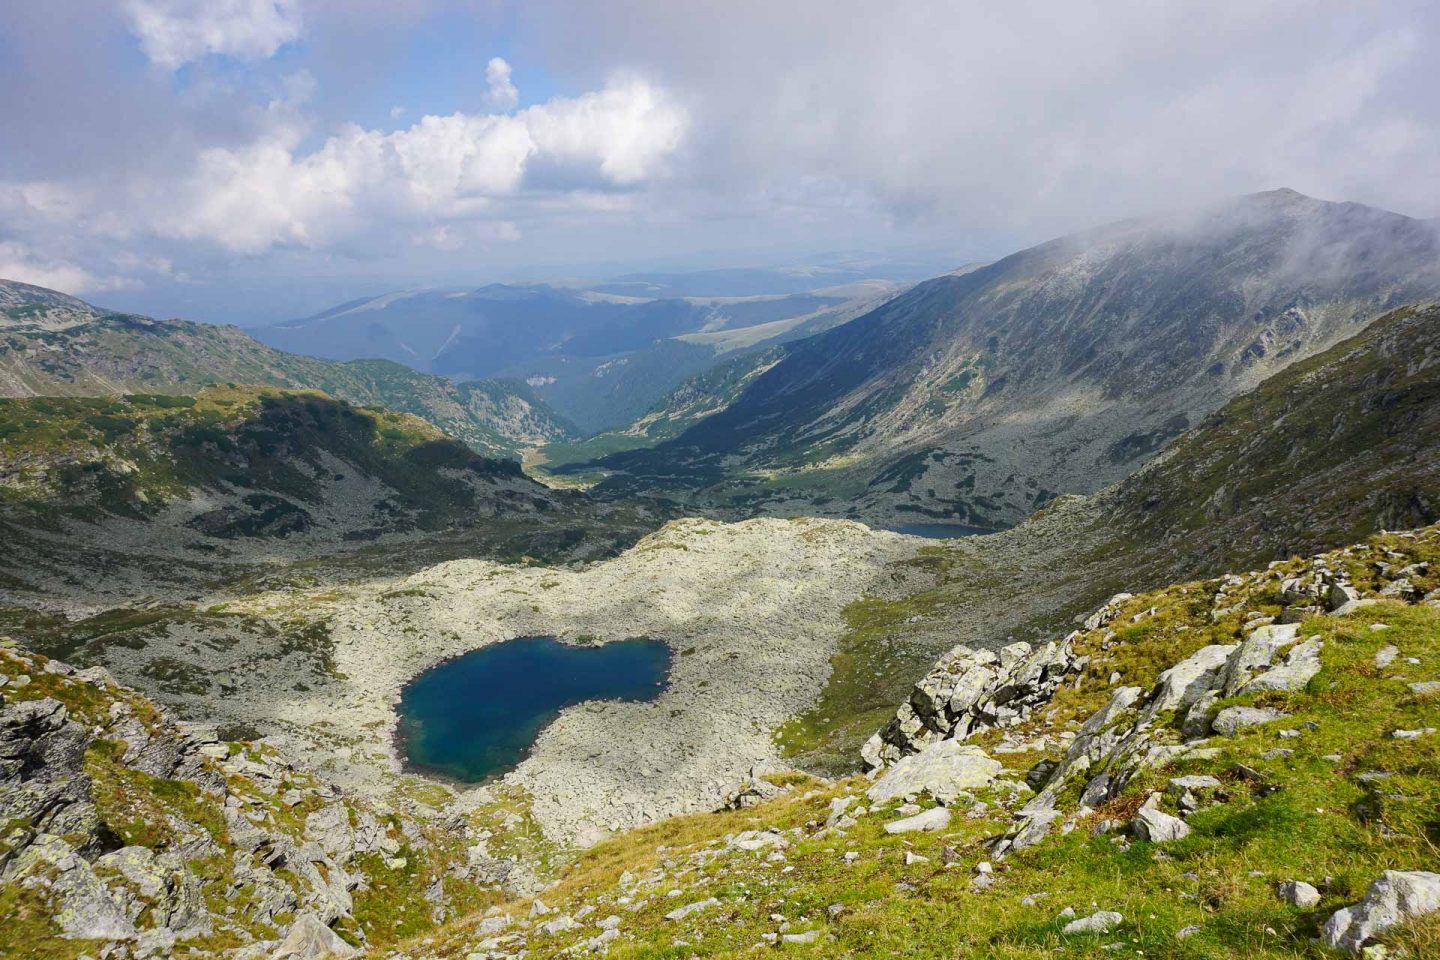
397,636,671,783
885,522,995,539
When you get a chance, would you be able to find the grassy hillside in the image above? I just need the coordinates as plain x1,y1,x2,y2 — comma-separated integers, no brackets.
0,387,661,605
0,279,577,458
0,386,533,529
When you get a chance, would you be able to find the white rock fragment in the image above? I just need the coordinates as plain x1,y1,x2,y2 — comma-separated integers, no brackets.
665,898,719,922
883,807,952,834
1278,880,1321,909
1062,910,1124,935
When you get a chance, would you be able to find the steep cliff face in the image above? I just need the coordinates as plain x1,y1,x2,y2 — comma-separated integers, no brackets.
591,191,1440,525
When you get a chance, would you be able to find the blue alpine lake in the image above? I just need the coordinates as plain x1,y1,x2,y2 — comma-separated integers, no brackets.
885,522,995,539
396,635,671,783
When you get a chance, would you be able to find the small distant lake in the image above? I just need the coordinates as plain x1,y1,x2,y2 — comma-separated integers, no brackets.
397,636,671,783
885,522,995,539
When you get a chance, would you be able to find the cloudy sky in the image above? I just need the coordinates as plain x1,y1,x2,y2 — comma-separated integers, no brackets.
2,0,1438,323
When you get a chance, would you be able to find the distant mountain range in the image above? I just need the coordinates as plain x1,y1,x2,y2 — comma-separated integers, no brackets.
254,279,901,432
0,279,576,457
576,190,1440,526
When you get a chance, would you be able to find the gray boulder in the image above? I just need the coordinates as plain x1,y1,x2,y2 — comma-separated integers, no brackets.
271,911,358,959
1234,638,1323,695
1277,879,1321,909
866,740,1002,804
1211,706,1287,737
1142,644,1235,719
1322,870,1440,953
883,807,952,834
1131,806,1191,843
1328,583,1361,611
1221,624,1300,695
304,804,356,863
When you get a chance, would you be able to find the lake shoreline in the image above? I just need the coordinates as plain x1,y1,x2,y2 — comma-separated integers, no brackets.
393,635,674,786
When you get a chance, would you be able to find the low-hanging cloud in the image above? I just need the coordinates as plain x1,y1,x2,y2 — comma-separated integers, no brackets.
0,242,136,294
0,0,1437,310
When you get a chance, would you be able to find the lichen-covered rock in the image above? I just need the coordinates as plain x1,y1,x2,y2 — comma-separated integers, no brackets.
1322,871,1440,953
272,911,358,959
4,834,137,941
93,846,209,938
866,740,1002,804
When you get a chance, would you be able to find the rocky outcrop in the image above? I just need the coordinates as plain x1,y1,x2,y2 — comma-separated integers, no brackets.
862,636,1086,769
867,527,1440,864
0,642,515,956
1014,620,1324,828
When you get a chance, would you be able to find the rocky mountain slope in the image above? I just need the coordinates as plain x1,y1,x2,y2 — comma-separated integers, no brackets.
531,286,905,475
778,300,1440,771
0,278,108,330
0,279,576,458
587,190,1440,526
1108,301,1440,578
0,640,527,957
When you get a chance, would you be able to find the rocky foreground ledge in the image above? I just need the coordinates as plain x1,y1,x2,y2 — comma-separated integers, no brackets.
846,525,1440,955
5,526,1440,958
0,640,525,958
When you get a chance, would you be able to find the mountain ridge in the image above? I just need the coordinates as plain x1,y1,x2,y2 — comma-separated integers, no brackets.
0,279,578,457
585,189,1440,525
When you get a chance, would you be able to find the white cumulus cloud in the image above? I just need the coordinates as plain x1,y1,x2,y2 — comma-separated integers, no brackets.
485,57,519,110
123,0,302,69
157,74,686,253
